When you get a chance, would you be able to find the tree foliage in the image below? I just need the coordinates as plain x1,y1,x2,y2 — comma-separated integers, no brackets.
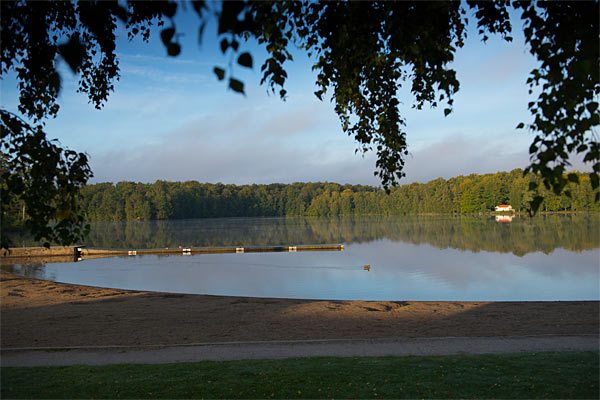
1,0,598,247
2,169,592,231
0,111,92,248
516,2,600,203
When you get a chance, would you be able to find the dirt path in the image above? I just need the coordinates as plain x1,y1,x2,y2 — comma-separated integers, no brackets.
2,270,598,350
3,335,598,367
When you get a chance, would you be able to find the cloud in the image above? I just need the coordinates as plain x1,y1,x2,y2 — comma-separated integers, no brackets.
90,135,378,185
89,106,380,185
117,52,210,67
258,104,331,139
477,45,533,84
403,133,592,183
403,134,529,182
118,63,210,85
90,115,593,187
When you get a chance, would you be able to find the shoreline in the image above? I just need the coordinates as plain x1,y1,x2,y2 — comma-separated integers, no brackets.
2,270,598,349
2,269,598,303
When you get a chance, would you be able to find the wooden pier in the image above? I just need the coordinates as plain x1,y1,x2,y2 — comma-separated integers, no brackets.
79,244,344,257
1,244,344,264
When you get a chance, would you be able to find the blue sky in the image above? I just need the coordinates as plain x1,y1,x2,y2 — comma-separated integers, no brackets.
0,6,590,186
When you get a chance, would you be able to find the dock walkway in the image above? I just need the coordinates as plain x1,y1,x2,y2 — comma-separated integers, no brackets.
1,244,344,264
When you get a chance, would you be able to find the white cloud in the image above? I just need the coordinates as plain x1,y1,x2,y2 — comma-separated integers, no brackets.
403,134,592,183
89,135,377,185
118,62,210,85
403,134,529,182
117,52,211,67
89,105,379,185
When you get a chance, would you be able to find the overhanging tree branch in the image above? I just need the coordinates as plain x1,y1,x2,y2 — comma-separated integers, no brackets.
1,0,598,246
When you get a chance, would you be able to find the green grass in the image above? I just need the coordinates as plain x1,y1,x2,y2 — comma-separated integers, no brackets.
2,351,598,399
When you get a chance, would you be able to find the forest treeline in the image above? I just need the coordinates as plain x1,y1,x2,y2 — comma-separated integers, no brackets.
2,169,597,227
74,169,597,222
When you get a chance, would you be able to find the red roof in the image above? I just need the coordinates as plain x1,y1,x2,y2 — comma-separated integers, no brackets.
497,205,511,207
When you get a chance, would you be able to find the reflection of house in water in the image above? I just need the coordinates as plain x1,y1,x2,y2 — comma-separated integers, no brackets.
495,215,514,223
495,204,513,212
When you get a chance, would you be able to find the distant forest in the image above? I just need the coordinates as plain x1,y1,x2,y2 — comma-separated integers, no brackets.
74,169,598,222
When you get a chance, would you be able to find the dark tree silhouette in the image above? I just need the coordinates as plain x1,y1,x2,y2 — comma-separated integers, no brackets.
1,0,598,247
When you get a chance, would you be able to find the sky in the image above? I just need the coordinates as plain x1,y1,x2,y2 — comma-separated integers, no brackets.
0,5,591,187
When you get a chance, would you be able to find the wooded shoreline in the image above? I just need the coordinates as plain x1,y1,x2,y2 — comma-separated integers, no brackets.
4,170,596,228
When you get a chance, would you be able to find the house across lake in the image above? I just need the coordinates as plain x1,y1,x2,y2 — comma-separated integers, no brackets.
495,204,513,212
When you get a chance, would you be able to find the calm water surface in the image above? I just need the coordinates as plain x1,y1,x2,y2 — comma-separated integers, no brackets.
3,215,599,301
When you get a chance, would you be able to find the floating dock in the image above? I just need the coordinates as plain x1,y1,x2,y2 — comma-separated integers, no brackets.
80,244,344,257
1,244,344,264
1,246,81,258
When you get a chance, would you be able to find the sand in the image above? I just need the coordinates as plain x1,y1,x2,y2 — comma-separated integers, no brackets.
1,270,598,349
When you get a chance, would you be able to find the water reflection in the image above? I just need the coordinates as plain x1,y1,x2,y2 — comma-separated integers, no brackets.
6,263,57,283
495,215,514,223
3,240,597,301
5,214,598,256
2,215,598,301
78,214,600,256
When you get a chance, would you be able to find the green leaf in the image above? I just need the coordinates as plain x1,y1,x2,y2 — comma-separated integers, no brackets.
220,38,229,54
530,195,544,213
161,28,175,46
237,52,253,68
567,173,579,184
590,173,599,190
213,67,225,81
192,1,205,16
162,2,177,18
166,42,180,57
443,108,451,117
58,35,85,73
516,122,524,129
229,78,244,94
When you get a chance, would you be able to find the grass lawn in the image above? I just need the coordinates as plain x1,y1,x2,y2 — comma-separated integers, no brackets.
2,351,598,399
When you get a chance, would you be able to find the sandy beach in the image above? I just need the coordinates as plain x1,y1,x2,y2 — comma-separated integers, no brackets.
1,270,598,349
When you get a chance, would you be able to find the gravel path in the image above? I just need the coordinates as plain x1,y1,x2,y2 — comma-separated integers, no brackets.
2,335,597,367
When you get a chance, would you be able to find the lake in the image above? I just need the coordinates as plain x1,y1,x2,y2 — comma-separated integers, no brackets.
2,214,599,301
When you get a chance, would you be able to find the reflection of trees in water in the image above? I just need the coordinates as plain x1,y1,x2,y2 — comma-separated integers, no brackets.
7,214,597,256
0,263,55,281
73,214,599,256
